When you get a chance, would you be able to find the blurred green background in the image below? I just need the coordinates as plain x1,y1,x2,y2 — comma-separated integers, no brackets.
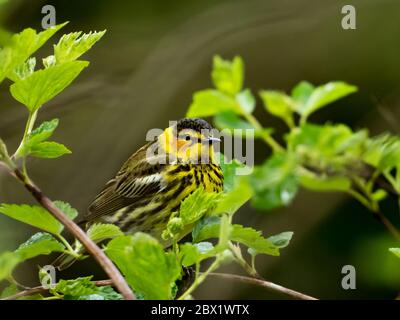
1,0,400,299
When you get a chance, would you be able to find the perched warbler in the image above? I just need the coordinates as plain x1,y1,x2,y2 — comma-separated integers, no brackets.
55,118,223,270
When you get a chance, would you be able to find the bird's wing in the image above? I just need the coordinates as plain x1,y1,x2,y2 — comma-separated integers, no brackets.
85,143,166,221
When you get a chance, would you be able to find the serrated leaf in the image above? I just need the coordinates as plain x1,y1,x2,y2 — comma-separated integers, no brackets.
77,286,123,300
106,233,181,300
211,55,243,95
6,23,67,81
179,188,221,225
53,201,78,220
55,276,97,297
259,90,294,127
54,30,106,64
298,81,357,119
193,216,279,256
363,134,400,171
10,60,89,112
267,231,293,249
0,204,64,235
250,153,299,210
29,141,71,158
87,223,123,243
186,89,240,118
15,232,65,261
18,119,59,157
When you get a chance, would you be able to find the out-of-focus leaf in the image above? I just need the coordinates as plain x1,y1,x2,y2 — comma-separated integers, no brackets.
10,60,89,112
236,89,255,114
291,81,314,106
267,231,293,249
250,153,299,210
259,90,294,127
297,81,357,119
186,89,240,118
0,252,19,281
389,248,400,259
211,55,243,95
0,283,18,299
218,154,246,192
299,174,351,192
54,30,106,64
106,234,180,300
363,134,400,171
214,112,270,138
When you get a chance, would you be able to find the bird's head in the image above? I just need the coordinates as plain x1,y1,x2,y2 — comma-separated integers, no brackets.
159,118,220,164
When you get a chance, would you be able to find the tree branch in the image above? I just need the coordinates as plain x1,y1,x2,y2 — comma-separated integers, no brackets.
1,163,135,300
207,273,318,300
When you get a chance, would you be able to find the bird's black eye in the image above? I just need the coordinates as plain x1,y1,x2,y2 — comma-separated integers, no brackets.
185,135,191,141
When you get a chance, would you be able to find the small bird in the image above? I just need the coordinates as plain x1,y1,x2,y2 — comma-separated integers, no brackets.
55,118,223,270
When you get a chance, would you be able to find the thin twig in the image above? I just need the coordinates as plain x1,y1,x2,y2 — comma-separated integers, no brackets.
207,273,317,300
1,280,113,300
1,164,135,300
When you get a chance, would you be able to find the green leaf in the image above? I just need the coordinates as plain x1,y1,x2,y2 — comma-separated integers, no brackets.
250,153,299,210
53,201,79,220
218,154,246,192
54,30,106,64
214,112,254,136
77,286,123,300
13,57,36,80
6,23,67,81
363,135,400,171
10,60,89,112
186,89,241,118
291,81,314,106
267,231,293,249
18,119,59,156
179,188,221,225
0,283,18,299
87,223,124,243
15,232,65,261
389,248,400,259
106,234,181,300
214,176,252,215
29,141,71,158
0,252,19,281
0,47,12,83
298,81,357,119
236,89,255,114
179,242,215,267
0,204,63,235
54,276,97,298
211,55,243,95
299,174,351,192
259,90,294,127
193,216,279,256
